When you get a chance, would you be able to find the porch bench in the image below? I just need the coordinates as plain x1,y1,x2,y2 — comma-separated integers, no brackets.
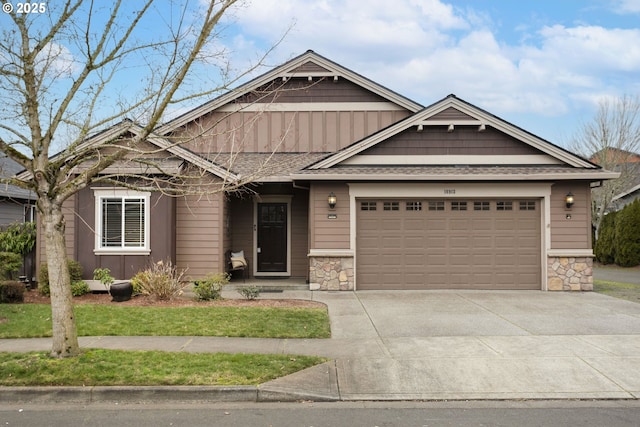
226,250,248,282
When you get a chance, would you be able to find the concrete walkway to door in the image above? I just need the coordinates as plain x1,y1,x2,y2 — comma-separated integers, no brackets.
262,289,640,401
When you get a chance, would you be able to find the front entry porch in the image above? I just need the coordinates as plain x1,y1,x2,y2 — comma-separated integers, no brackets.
226,183,310,281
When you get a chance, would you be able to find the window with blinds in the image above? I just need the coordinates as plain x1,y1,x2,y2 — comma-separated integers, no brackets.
101,198,145,248
94,189,150,253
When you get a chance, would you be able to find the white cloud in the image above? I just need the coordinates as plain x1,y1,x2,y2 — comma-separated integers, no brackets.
613,0,640,14
222,0,640,140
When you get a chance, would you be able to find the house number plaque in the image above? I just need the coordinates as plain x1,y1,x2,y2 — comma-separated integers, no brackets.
444,189,456,194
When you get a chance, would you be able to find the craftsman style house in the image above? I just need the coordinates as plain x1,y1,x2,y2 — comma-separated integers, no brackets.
40,51,618,291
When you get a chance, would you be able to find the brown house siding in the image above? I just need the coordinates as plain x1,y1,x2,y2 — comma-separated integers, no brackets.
309,183,350,250
173,109,410,154
74,187,175,280
550,182,592,250
176,191,224,280
362,126,542,156
237,77,394,104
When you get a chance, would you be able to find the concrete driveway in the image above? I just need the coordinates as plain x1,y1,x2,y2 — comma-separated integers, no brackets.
263,290,640,401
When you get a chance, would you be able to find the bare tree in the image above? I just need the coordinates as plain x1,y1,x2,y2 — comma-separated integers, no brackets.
0,0,281,357
570,95,640,239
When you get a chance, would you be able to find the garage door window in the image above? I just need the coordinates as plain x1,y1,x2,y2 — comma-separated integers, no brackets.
519,201,536,211
428,201,445,211
497,201,513,211
383,201,400,211
361,201,377,211
474,201,490,211
451,201,467,211
406,201,422,211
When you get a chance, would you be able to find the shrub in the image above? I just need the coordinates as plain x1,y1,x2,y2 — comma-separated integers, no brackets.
0,252,22,280
614,199,640,267
71,281,91,297
193,273,229,301
93,268,114,290
595,211,617,264
0,280,25,303
38,260,84,296
0,222,36,255
133,260,187,301
237,285,261,301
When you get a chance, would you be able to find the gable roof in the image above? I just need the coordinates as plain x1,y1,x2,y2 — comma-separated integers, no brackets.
16,120,239,182
309,94,602,171
156,50,423,135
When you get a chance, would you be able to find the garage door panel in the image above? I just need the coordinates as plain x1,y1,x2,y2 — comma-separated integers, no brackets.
357,198,541,290
426,254,448,266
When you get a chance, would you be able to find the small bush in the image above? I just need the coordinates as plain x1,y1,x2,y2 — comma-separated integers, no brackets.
0,280,25,303
237,285,261,301
193,273,229,301
93,268,114,290
0,252,22,280
133,260,187,301
38,260,84,296
71,281,91,297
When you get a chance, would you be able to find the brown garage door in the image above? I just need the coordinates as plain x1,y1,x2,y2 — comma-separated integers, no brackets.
356,199,541,290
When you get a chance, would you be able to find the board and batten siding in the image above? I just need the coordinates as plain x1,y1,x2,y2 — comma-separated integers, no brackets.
309,183,350,250
172,109,410,154
550,182,592,250
176,191,225,279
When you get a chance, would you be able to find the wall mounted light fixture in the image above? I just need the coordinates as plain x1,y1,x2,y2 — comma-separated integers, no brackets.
328,192,337,209
565,192,574,209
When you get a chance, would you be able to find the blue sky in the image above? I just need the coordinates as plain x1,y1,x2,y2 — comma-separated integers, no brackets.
220,0,640,147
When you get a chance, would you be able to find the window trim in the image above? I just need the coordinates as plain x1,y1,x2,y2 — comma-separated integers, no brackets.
93,188,151,255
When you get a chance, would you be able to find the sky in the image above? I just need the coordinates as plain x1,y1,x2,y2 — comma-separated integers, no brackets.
1,0,639,152
219,0,640,147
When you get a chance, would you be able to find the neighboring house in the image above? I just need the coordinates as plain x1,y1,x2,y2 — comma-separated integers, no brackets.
34,51,618,292
612,183,640,209
590,148,640,211
0,152,35,226
1,152,36,281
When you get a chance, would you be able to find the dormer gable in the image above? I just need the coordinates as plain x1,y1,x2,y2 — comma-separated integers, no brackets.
310,95,599,170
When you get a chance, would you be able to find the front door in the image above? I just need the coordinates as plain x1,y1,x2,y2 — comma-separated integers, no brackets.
257,203,288,272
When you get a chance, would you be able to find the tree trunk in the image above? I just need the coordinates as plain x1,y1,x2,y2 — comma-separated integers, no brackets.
41,201,80,357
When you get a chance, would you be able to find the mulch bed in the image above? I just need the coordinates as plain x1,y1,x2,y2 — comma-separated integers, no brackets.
22,289,325,309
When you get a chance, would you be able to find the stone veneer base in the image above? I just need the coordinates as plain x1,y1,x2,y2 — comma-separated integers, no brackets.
309,256,354,291
547,256,593,291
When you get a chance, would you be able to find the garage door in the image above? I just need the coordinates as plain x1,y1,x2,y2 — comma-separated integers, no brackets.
356,199,541,290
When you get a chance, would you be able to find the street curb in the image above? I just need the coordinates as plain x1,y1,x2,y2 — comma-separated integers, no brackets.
0,386,261,404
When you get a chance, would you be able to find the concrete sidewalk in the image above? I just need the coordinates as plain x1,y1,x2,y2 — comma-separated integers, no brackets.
2,290,640,402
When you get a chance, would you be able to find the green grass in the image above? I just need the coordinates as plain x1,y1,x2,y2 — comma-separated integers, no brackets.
0,304,331,339
594,280,640,304
0,349,327,386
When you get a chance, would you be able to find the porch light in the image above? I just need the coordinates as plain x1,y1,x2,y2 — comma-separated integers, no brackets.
565,192,574,209
328,192,337,209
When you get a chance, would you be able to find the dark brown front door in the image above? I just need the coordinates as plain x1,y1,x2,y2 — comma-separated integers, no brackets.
257,203,287,272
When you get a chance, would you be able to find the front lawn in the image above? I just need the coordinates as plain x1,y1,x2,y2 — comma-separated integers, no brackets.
0,304,331,339
594,280,640,304
0,349,327,386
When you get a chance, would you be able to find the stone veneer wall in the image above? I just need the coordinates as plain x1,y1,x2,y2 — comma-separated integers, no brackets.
309,256,354,291
547,256,593,291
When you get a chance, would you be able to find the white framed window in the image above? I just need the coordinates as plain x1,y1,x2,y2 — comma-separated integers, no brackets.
94,189,151,255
